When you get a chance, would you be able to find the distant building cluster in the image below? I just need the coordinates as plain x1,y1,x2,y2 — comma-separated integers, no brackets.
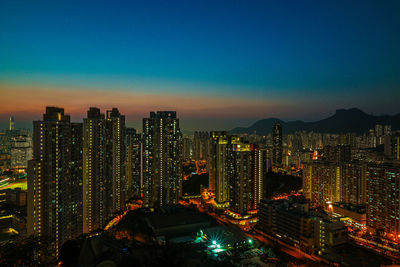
0,117,32,172
301,125,400,239
188,121,400,241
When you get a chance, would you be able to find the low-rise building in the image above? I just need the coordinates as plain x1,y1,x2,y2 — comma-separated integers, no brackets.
5,188,27,207
0,214,26,242
313,214,347,252
258,196,347,254
331,203,366,232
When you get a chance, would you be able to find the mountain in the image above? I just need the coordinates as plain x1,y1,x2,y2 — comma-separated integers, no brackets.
230,108,400,135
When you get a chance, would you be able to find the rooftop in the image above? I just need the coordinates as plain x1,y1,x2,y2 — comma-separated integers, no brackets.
333,203,366,214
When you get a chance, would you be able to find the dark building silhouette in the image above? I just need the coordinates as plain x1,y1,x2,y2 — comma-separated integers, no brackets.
125,127,141,199
384,133,400,160
105,108,126,213
27,107,83,258
9,116,14,131
193,131,209,160
83,107,106,233
324,144,351,163
142,111,183,207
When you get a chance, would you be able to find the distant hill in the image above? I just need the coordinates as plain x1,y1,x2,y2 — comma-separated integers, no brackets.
230,108,400,135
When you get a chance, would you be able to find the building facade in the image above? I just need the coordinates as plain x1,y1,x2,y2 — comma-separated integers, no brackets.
272,122,283,166
208,131,230,204
125,127,141,199
27,107,83,258
258,197,347,253
105,108,126,213
83,107,107,233
10,134,33,169
193,131,209,160
303,162,366,208
142,111,183,207
228,143,264,215
366,163,400,235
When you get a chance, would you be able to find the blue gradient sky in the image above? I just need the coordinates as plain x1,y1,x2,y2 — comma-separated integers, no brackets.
0,0,399,131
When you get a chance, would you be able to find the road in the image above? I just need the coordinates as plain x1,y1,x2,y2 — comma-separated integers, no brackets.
0,180,27,190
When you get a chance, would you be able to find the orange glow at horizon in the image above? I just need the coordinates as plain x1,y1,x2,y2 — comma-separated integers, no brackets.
0,83,294,121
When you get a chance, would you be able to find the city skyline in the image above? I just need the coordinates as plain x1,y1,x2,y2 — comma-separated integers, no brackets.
2,1,400,265
2,107,400,263
1,105,400,133
1,0,400,131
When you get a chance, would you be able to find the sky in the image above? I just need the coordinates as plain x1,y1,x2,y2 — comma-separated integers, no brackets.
0,0,399,131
